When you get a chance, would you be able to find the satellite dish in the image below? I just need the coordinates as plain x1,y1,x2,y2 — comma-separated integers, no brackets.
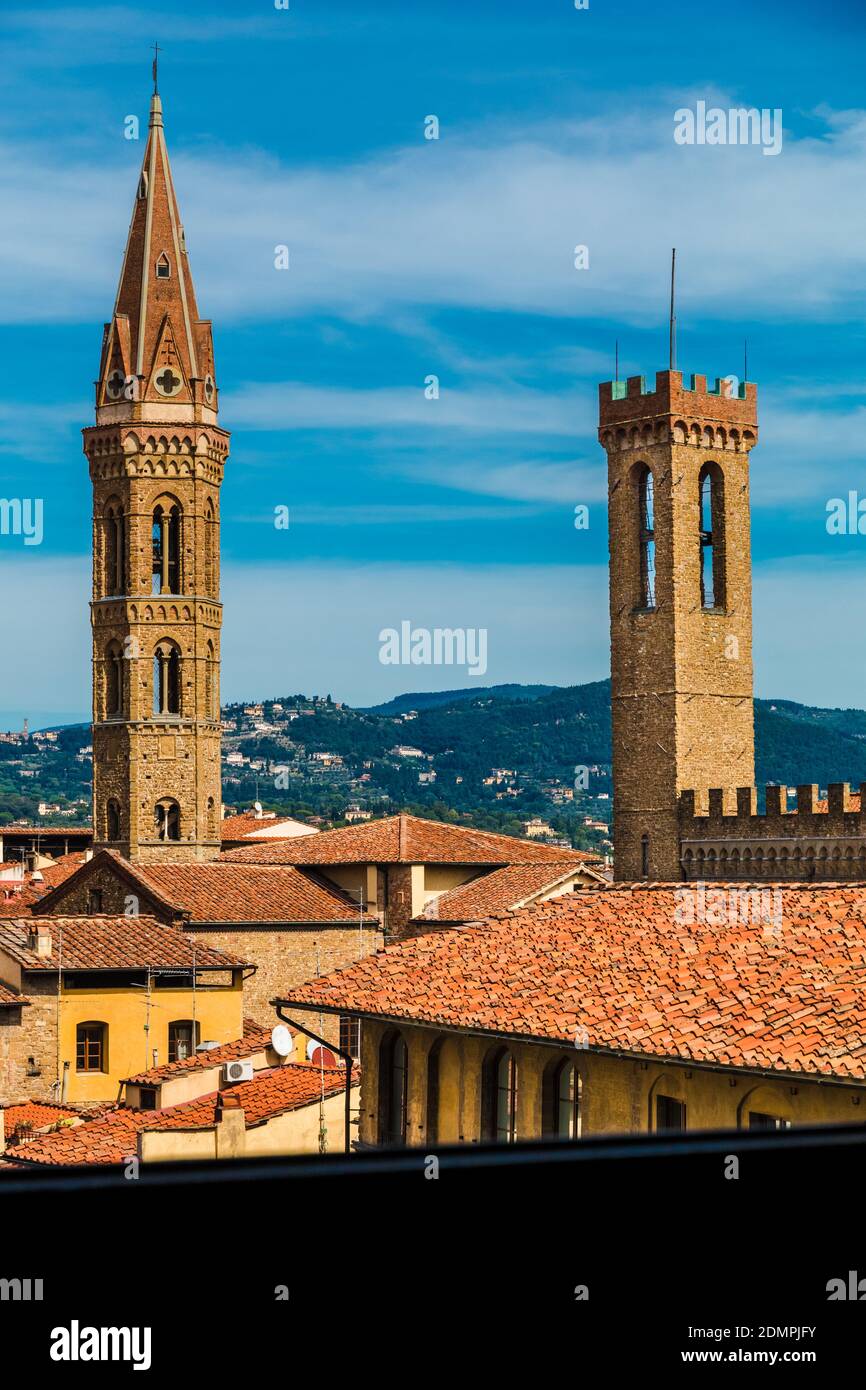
308,1043,337,1069
270,1024,293,1058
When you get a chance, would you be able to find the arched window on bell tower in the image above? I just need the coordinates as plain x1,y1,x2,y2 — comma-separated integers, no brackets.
104,500,126,596
151,501,182,595
155,799,181,841
105,640,124,718
204,499,216,596
106,799,121,842
699,463,726,610
637,465,656,609
205,640,217,720
153,639,181,717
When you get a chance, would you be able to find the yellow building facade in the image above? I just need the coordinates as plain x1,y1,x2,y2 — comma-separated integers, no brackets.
355,1019,865,1147
0,916,248,1106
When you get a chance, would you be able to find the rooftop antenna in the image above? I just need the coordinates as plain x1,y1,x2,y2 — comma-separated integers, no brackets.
151,41,161,96
669,248,677,372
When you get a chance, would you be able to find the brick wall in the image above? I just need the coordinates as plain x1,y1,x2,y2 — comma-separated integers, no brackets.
185,924,383,1033
0,979,59,1104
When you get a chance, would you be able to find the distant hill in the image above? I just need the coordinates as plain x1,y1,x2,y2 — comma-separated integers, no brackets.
10,684,866,839
363,684,558,715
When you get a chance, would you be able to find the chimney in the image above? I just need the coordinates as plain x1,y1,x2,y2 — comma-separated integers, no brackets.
27,924,53,958
215,1091,246,1160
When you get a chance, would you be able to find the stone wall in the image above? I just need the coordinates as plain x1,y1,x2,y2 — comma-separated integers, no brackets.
0,979,59,1105
185,923,383,1032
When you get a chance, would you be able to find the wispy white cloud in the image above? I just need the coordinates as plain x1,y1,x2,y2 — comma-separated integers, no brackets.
225,380,593,436
390,456,607,505
2,97,866,327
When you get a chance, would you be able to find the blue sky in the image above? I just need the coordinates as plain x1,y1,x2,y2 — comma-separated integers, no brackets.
1,0,866,722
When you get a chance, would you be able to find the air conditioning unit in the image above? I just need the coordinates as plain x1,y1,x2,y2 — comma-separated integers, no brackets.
223,1059,253,1084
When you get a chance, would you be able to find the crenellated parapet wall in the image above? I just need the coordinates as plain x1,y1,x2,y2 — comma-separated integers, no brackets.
678,783,866,880
598,369,758,450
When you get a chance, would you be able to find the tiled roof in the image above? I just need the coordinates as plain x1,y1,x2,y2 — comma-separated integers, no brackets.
8,1064,351,1166
0,916,249,971
133,861,372,924
123,1018,276,1085
418,863,598,922
1,1100,78,1134
32,850,373,926
0,981,29,1007
223,812,599,867
0,853,90,917
280,882,866,1083
220,812,317,841
0,825,91,837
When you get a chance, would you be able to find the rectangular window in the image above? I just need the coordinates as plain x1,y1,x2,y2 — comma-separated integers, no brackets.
168,1021,197,1063
339,1015,361,1059
655,1095,686,1132
748,1112,792,1130
138,1087,158,1111
76,1024,105,1073
87,889,104,913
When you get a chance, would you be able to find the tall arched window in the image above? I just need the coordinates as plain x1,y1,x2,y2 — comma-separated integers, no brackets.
104,501,126,595
543,1057,582,1140
155,799,180,842
105,640,124,717
205,641,218,720
152,502,181,594
482,1047,518,1143
153,640,181,716
204,499,216,595
378,1031,408,1146
699,463,726,610
637,466,656,609
106,799,121,841
425,1038,443,1145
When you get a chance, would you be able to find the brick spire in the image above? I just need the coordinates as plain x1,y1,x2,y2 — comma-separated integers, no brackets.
95,92,217,421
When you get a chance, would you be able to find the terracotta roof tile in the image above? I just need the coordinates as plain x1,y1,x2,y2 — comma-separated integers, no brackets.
133,862,372,924
32,850,374,926
9,1064,351,1166
281,882,866,1083
0,981,29,1006
0,916,248,971
1,1100,78,1135
0,852,91,916
223,812,598,868
122,1018,276,1084
220,812,317,841
418,862,599,922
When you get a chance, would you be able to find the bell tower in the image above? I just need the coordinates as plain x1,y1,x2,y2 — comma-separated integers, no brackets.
84,89,228,863
599,370,758,880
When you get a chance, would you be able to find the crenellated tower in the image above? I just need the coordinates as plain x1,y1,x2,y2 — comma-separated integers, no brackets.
599,370,759,880
84,90,228,863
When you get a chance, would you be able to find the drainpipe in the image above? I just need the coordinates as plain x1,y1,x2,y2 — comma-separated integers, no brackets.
60,1060,70,1104
275,1006,355,1155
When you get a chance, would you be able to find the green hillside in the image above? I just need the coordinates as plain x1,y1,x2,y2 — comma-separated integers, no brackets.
5,684,866,849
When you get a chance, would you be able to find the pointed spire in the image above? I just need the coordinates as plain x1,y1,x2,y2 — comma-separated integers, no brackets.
96,86,217,421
